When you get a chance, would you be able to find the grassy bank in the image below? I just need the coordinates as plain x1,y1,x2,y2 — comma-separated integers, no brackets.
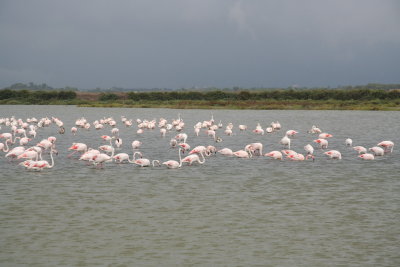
0,89,399,110
76,99,400,110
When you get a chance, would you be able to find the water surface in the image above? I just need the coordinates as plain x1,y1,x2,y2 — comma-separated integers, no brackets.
0,106,399,266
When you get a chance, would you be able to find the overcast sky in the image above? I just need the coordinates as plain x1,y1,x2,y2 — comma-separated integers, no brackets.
1,0,399,89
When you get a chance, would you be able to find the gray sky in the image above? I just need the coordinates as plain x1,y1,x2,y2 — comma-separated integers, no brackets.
1,0,399,89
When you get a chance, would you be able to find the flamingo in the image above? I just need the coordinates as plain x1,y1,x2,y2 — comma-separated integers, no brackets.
71,127,78,135
264,151,283,160
281,150,298,157
280,135,291,149
160,128,167,137
181,151,206,165
68,143,88,158
175,133,188,143
314,138,328,149
377,141,394,153
29,149,57,171
132,140,142,149
189,146,207,155
0,139,11,152
194,126,200,136
368,147,385,156
286,130,298,137
353,146,367,154
238,125,247,131
79,149,100,162
288,153,305,161
91,153,113,168
252,128,264,135
178,143,191,153
113,151,142,163
37,139,54,151
319,133,333,139
359,153,375,160
132,153,156,167
5,146,25,160
304,144,314,155
233,150,252,158
345,138,353,146
206,145,217,155
324,150,342,159
115,138,122,148
0,133,14,143
245,143,263,156
17,149,42,161
162,148,183,169
308,125,322,134
217,148,233,156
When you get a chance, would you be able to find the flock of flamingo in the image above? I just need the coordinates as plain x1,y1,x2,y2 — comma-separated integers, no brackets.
0,114,395,171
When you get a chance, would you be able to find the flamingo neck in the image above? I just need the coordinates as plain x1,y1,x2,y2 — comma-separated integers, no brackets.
48,150,55,168
3,139,10,152
178,148,183,167
198,151,206,164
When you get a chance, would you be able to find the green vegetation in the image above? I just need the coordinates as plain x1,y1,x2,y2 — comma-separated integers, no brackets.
0,89,77,104
0,83,399,110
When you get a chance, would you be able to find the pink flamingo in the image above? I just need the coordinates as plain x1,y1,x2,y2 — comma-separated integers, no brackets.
0,133,14,144
314,138,328,149
189,146,207,155
319,133,333,139
19,137,31,146
286,130,298,137
280,135,291,149
132,140,142,149
181,151,206,165
68,143,88,158
377,141,394,153
29,149,57,171
206,145,217,155
91,153,113,168
324,150,342,159
113,151,142,163
264,151,283,160
233,150,252,158
71,127,78,135
359,153,375,160
368,147,385,156
281,149,298,157
245,143,263,156
162,148,183,169
178,143,191,153
17,149,42,161
217,148,233,156
304,144,314,155
287,153,305,161
5,146,25,160
353,146,367,154
37,139,54,151
79,149,100,162
132,154,159,167
175,133,188,143
0,139,11,152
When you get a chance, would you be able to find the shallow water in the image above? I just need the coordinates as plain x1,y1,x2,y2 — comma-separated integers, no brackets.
0,106,399,266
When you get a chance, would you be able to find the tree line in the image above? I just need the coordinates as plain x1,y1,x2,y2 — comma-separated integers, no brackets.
0,89,77,101
126,89,400,101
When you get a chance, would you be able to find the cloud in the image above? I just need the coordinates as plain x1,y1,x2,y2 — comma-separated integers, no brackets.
228,1,256,40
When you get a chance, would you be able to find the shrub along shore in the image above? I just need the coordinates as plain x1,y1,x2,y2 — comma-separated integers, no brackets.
0,88,399,110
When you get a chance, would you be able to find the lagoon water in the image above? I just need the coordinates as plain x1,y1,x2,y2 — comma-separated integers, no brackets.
0,106,399,266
